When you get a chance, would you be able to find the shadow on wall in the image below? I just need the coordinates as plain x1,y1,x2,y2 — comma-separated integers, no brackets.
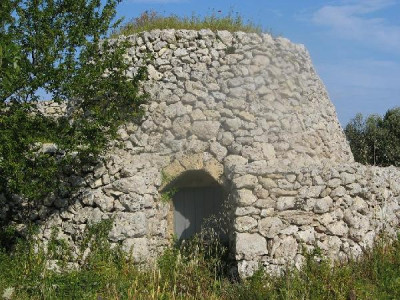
164,170,231,244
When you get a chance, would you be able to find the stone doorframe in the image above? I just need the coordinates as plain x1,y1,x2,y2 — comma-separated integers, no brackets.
159,153,231,241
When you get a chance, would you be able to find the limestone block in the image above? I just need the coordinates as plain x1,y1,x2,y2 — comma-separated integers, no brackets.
314,196,333,214
242,145,264,161
254,198,275,209
278,211,315,226
109,212,147,241
235,189,257,206
147,65,162,80
181,93,197,104
171,115,191,138
276,197,296,211
253,55,270,66
318,236,342,257
236,233,267,260
323,177,341,188
216,30,233,46
191,121,220,141
224,155,248,174
259,178,278,189
299,186,324,198
122,238,149,262
233,174,258,189
263,144,276,161
224,118,242,131
174,48,188,57
204,158,224,181
259,217,284,238
327,221,348,237
164,102,186,118
179,153,204,170
93,192,114,212
210,142,228,161
295,227,315,244
237,260,260,278
162,161,185,179
331,186,346,198
340,172,356,185
279,225,298,235
160,29,176,43
348,183,362,195
112,176,148,195
235,216,258,232
235,206,261,216
271,236,298,260
119,193,144,212
351,197,368,213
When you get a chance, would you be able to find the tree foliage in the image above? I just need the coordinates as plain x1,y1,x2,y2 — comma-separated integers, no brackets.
345,107,400,167
0,0,147,217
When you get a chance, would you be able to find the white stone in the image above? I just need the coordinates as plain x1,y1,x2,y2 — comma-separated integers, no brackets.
276,197,296,211
272,236,298,259
122,238,149,262
327,221,349,237
235,189,257,206
314,196,333,214
191,121,220,140
259,217,284,238
235,216,258,232
295,227,315,244
236,233,267,260
108,212,147,241
233,174,258,189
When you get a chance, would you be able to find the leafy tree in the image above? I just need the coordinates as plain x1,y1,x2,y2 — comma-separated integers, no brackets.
345,107,400,167
0,0,147,223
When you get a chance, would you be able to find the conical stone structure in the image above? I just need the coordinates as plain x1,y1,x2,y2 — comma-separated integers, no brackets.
10,29,400,277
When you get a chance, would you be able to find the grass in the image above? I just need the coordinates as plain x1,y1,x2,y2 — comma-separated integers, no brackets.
1,221,400,299
112,10,262,37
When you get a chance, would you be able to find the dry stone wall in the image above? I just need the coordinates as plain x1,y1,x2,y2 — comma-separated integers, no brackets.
6,29,399,277
232,163,400,277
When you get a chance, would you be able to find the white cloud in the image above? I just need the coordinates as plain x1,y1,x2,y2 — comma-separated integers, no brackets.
312,0,400,53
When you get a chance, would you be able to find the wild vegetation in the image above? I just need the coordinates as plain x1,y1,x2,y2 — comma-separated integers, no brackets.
2,2,400,299
345,107,400,167
113,10,262,37
0,0,147,227
1,221,400,299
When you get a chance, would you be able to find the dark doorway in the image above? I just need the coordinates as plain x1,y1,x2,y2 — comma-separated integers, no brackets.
173,186,224,240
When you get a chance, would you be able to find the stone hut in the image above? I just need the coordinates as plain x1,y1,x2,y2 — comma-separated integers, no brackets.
15,29,400,277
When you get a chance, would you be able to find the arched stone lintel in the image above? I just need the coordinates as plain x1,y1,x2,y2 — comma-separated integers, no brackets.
160,153,225,191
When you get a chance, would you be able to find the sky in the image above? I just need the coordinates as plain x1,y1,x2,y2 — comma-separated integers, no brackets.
114,0,400,126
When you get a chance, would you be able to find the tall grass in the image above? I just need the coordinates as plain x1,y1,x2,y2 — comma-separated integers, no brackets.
1,221,400,299
113,10,262,37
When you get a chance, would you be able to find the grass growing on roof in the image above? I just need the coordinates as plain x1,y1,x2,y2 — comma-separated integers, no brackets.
113,10,263,37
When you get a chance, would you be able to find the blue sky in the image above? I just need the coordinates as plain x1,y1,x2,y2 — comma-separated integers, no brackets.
114,0,400,126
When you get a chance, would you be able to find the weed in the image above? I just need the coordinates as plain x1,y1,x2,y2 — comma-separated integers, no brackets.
1,222,400,299
160,187,178,203
113,10,263,37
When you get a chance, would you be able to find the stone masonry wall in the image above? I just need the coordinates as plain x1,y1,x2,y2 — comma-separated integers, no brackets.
233,163,400,277
3,29,399,277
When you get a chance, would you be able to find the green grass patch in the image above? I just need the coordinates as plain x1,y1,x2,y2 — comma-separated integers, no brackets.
113,10,263,37
1,222,400,299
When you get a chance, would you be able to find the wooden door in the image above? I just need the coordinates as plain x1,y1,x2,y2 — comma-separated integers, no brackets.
173,186,223,240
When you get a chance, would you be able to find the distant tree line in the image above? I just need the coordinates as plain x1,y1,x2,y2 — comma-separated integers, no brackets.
345,107,400,167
